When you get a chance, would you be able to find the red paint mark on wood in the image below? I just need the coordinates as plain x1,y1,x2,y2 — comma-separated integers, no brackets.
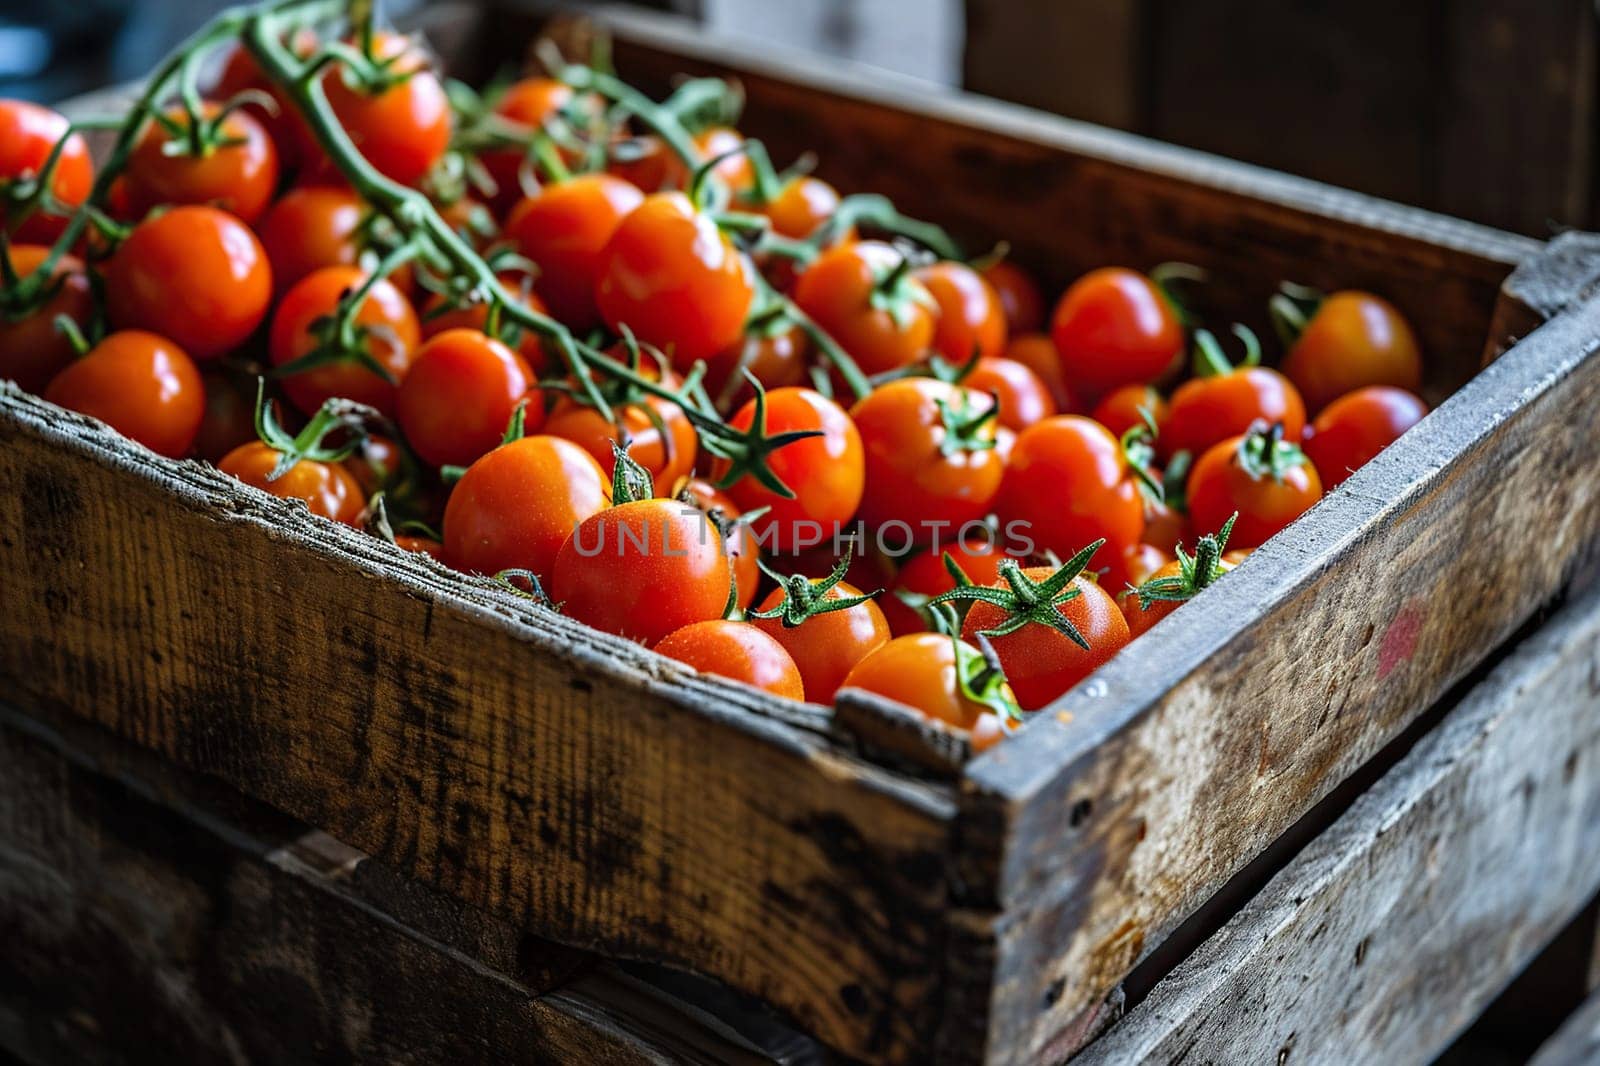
1378,602,1423,679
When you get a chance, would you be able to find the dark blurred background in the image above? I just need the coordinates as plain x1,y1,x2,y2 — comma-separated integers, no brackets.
2,0,1592,237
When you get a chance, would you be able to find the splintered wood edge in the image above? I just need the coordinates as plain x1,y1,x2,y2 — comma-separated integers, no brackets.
1077,586,1600,1065
834,687,973,777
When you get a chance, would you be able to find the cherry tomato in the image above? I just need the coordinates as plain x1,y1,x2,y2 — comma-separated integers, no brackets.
793,240,935,377
256,186,411,296
44,330,203,458
964,355,1056,431
544,366,698,497
655,620,805,700
851,378,1004,534
323,33,451,186
881,537,1013,636
550,499,733,646
1003,332,1076,413
1188,430,1323,550
1302,386,1428,488
842,633,1017,731
595,191,755,370
961,565,1128,710
1281,291,1422,413
751,579,889,703
397,328,537,469
442,434,607,578
479,77,576,213
419,273,549,376
702,323,809,410
759,175,840,240
1141,496,1189,554
0,100,93,243
105,205,271,360
996,415,1144,576
191,365,263,462
982,259,1045,335
1050,267,1183,393
608,134,688,193
504,174,644,331
269,265,421,417
1164,365,1304,462
1111,542,1172,593
213,31,320,171
721,387,864,554
918,260,1006,365
125,103,279,224
1092,384,1168,440
681,477,761,610
218,440,365,524
1117,553,1236,639
693,126,753,191
0,245,92,393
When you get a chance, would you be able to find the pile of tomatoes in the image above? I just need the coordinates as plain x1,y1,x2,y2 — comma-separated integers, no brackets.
0,5,1431,752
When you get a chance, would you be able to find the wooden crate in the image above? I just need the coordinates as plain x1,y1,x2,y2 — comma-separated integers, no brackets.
7,4,1600,1062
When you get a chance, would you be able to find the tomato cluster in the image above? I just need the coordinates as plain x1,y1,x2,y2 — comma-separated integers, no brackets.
0,5,1432,755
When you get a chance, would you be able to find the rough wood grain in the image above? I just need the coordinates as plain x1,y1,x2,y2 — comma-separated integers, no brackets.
1531,985,1600,1066
1075,586,1600,1065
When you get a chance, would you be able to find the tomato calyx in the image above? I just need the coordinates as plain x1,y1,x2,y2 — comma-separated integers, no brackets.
607,439,657,504
1236,420,1308,484
705,373,826,499
1191,322,1262,379
929,540,1105,647
1148,261,1206,328
1119,408,1167,504
1132,513,1237,609
1268,280,1325,349
868,248,939,332
934,388,1001,458
249,377,374,481
273,244,420,384
749,546,882,629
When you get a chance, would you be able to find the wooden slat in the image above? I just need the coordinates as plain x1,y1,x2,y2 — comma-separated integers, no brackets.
0,385,956,1064
1532,986,1600,1066
1074,586,1600,1064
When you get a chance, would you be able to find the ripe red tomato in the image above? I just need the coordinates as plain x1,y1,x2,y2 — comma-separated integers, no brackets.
0,100,93,243
125,103,279,224
1117,549,1237,639
759,175,840,240
982,259,1045,335
1302,386,1428,488
442,434,607,578
963,355,1056,431
721,387,864,555
323,33,452,186
256,186,411,296
1091,383,1168,441
190,365,261,462
595,191,755,370
550,499,733,646
680,477,762,610
1188,428,1323,550
0,245,92,393
751,578,889,703
1003,332,1076,413
995,415,1144,575
397,328,537,469
479,76,576,213
269,265,421,417
1109,542,1172,594
544,368,698,497
792,240,936,377
960,563,1129,710
44,330,203,458
105,205,272,360
504,174,644,331
1141,496,1189,554
881,537,1013,637
851,378,1003,534
918,260,1007,365
841,633,1019,732
1163,330,1305,461
213,30,320,171
217,440,365,524
702,323,809,409
1280,291,1422,413
607,134,688,193
418,273,549,376
1050,267,1183,393
693,126,753,191
655,620,805,700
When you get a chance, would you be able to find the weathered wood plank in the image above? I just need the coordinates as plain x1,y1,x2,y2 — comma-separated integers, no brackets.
1531,985,1600,1066
1075,585,1600,1065
951,273,1600,1062
0,385,956,1064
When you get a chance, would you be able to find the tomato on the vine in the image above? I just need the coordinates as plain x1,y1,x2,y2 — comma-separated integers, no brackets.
125,103,280,224
595,191,755,370
218,440,365,524
269,265,421,417
0,245,92,393
607,134,688,193
750,569,889,703
702,322,809,409
982,259,1045,336
918,260,1007,365
504,173,644,332
1188,425,1323,550
792,240,936,377
880,537,1014,637
0,100,93,243
1301,386,1427,489
1050,266,1184,393
963,355,1056,431
44,330,204,458
256,186,410,296
1278,289,1422,414
213,30,320,171
419,273,549,376
322,32,452,187
655,620,805,700
758,175,840,240
479,76,578,213
693,126,753,191
106,205,272,360
544,361,698,497
841,632,1020,732
397,328,537,468
1163,326,1304,461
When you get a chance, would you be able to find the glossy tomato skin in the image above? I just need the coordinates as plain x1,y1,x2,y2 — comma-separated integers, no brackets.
851,378,1004,533
269,265,421,417
918,260,1007,365
655,620,804,700
504,174,644,331
964,355,1056,431
595,191,755,370
213,31,320,172
1141,497,1189,554
760,175,840,240
751,580,889,703
963,569,1129,710
1003,332,1076,413
1282,291,1422,413
1108,542,1172,595
982,259,1045,336
551,500,732,646
1050,267,1183,393
256,187,409,296
544,375,698,498
397,329,536,469
44,330,204,458
217,441,365,524
323,33,451,186
125,104,279,224
881,537,1013,637
0,100,92,242
1091,384,1168,440
721,387,864,555
0,245,92,393
1188,434,1323,550
841,633,1005,732
792,240,936,377
681,478,761,610
693,126,753,191
106,206,272,360
1302,386,1428,488
1163,368,1305,461
996,415,1144,573
442,435,607,578
608,134,688,194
